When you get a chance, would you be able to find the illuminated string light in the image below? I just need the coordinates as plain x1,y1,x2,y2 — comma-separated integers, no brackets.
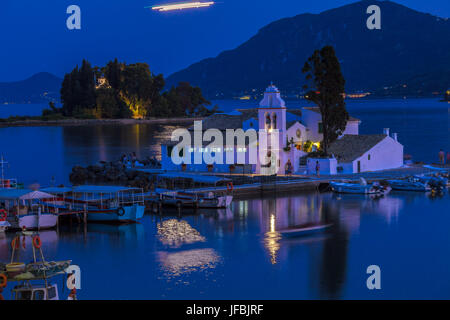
148,1,215,12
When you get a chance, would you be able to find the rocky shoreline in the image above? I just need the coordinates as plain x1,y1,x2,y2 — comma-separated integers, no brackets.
0,117,202,128
69,158,161,190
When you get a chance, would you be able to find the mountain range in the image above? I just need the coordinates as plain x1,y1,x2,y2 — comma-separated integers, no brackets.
0,72,62,104
1,1,449,103
166,0,450,98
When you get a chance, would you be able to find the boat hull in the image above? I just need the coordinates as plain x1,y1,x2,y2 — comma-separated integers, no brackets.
330,182,388,194
198,195,233,208
280,224,332,238
387,180,431,192
18,213,58,230
87,204,145,222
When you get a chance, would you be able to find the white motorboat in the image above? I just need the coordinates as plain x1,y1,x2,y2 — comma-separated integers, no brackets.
414,174,448,189
387,177,431,192
330,178,391,195
279,223,332,238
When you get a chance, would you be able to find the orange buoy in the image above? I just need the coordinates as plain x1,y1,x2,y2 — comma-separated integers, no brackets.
0,273,7,288
227,182,234,192
11,237,20,250
32,236,42,249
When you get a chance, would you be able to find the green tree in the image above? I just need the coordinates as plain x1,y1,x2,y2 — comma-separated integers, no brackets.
119,63,154,118
302,46,348,155
60,60,96,116
164,82,212,117
96,88,120,118
103,58,123,91
60,58,214,119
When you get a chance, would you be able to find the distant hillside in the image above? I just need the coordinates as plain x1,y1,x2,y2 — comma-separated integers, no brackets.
0,72,62,104
166,0,450,98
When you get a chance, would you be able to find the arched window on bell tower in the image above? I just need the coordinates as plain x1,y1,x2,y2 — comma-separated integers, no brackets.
272,113,277,130
265,112,271,130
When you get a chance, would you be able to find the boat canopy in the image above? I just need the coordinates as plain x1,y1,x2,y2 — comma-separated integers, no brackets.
41,187,73,194
72,185,141,194
157,172,231,185
0,189,55,200
136,168,166,174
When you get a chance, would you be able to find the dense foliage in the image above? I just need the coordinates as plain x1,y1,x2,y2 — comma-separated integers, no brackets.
302,46,349,155
57,59,216,119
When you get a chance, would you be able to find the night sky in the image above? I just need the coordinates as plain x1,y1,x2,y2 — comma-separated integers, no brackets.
0,0,448,81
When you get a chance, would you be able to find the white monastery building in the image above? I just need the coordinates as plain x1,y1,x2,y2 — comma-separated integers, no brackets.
161,84,404,175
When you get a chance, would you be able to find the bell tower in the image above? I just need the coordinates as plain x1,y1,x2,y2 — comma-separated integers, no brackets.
258,83,287,134
257,83,288,175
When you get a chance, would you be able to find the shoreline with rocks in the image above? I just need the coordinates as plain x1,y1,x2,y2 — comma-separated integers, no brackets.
0,117,202,128
69,158,162,191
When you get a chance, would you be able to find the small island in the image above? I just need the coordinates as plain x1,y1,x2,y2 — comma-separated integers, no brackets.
0,59,218,126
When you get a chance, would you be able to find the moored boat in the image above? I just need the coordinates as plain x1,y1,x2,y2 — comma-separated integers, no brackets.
387,177,431,192
330,178,391,195
0,189,59,230
158,190,233,209
1,230,76,300
67,185,146,223
414,174,448,189
279,223,332,238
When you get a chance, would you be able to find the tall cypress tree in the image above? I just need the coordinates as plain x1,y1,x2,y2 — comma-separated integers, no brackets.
302,46,349,155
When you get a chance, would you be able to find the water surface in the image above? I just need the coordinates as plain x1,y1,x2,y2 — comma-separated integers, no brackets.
1,190,449,299
0,99,448,186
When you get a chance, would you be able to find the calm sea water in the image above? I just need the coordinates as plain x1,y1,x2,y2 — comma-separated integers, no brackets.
0,99,449,299
1,191,449,299
0,98,448,186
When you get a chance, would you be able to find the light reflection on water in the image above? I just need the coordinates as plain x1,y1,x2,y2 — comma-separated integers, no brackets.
157,219,206,248
157,249,221,280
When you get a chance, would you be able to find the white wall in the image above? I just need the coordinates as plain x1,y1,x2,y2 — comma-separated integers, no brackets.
302,108,360,142
307,158,337,175
301,108,323,142
286,122,307,145
352,136,403,173
343,120,360,136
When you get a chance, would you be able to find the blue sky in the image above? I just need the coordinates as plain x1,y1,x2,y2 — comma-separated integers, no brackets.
0,0,448,81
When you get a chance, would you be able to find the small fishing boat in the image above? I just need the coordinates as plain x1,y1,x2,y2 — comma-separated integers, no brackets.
1,231,76,300
196,191,233,208
154,172,234,209
330,178,391,195
67,185,145,223
0,189,59,230
414,174,448,189
160,190,232,209
278,223,332,238
158,191,199,209
0,156,24,190
387,177,431,192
